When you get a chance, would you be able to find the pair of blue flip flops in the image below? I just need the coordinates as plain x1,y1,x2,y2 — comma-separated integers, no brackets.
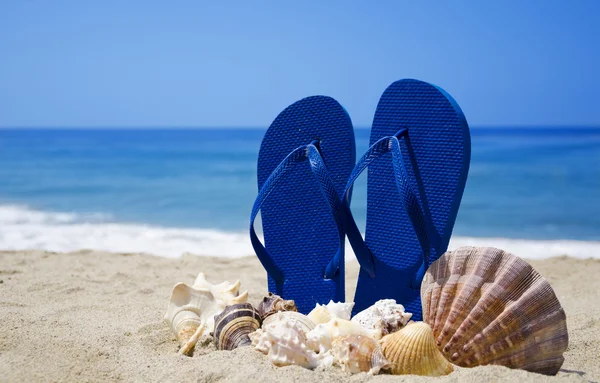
250,79,471,320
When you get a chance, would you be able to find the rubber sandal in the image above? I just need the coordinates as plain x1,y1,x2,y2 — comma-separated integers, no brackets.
250,96,355,313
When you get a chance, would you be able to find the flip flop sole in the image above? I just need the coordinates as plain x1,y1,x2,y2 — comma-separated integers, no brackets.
257,96,355,313
354,79,470,319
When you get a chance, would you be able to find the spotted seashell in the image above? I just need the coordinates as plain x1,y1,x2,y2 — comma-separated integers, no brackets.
307,301,354,324
421,246,569,375
306,318,379,354
262,310,315,334
257,292,298,320
332,335,390,375
381,322,454,376
351,299,412,339
213,303,261,350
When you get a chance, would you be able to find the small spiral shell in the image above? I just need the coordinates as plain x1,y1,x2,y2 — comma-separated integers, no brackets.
213,303,262,350
332,335,390,375
257,292,298,320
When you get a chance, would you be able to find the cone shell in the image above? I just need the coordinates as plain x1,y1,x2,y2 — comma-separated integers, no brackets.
332,335,390,375
421,246,569,375
257,292,298,320
381,322,454,376
213,303,261,350
262,310,316,334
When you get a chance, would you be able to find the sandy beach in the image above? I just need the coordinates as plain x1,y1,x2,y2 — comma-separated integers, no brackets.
0,249,598,382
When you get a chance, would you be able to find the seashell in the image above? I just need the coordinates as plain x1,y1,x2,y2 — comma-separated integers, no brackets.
257,292,298,320
381,322,454,376
421,246,569,375
213,303,262,350
332,335,390,375
164,273,249,356
262,310,315,334
250,315,333,369
306,318,379,354
307,300,354,324
351,299,412,339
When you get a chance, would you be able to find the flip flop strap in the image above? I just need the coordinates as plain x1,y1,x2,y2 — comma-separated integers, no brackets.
250,142,346,284
341,129,434,284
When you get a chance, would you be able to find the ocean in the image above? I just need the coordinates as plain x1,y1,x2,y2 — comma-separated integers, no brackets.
1,127,599,258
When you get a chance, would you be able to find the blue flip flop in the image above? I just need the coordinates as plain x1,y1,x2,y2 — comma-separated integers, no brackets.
342,79,471,320
250,96,355,314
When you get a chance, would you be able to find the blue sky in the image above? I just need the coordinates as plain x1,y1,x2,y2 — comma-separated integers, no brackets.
0,1,598,128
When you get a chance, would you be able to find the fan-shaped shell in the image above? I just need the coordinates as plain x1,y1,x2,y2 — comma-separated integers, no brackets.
351,299,412,339
332,335,390,375
262,310,315,334
381,322,454,376
213,303,261,350
421,246,568,375
257,292,298,320
164,273,249,355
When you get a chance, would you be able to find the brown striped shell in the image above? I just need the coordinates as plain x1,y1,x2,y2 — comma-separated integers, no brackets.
421,246,568,375
213,303,262,350
257,292,298,320
381,322,454,376
332,335,390,375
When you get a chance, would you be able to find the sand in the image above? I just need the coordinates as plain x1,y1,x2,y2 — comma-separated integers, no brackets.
0,249,599,382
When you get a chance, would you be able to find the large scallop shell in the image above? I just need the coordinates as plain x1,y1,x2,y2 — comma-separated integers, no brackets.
262,310,316,334
164,273,248,355
257,292,297,320
381,322,454,376
421,246,568,375
351,299,412,339
332,335,390,375
213,303,262,350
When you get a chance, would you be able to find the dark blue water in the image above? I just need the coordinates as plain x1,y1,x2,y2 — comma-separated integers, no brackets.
1,127,599,241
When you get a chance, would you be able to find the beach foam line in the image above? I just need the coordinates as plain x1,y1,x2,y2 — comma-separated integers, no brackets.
1,204,599,259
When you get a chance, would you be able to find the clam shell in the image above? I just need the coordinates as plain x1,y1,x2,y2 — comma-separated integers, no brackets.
332,335,390,375
262,311,315,334
351,299,412,339
164,273,248,356
257,292,298,320
213,303,262,350
421,246,568,375
381,322,454,376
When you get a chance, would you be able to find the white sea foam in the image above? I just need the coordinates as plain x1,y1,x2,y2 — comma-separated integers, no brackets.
1,204,599,259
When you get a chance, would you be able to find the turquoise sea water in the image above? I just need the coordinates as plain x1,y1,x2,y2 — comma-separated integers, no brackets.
0,127,599,253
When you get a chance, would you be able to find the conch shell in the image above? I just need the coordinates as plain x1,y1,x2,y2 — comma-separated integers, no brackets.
351,299,412,339
381,322,454,376
249,313,333,369
332,335,390,375
164,272,248,355
213,303,261,350
262,310,315,334
257,292,297,320
306,318,378,353
421,246,569,375
307,300,354,324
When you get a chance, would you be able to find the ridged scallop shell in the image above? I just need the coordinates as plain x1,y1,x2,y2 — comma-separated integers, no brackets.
421,246,569,375
164,273,248,355
381,322,454,376
262,310,316,334
213,303,261,350
332,335,390,375
306,318,379,353
351,299,412,339
307,300,354,324
249,315,333,369
257,292,298,320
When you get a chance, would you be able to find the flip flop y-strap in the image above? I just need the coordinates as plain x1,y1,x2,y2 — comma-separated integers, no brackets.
340,129,439,287
250,141,347,293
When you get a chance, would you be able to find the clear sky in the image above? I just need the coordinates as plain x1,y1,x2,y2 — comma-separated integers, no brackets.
1,1,598,128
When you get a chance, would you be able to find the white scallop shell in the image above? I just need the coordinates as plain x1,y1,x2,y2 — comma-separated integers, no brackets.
351,299,412,339
164,272,248,355
306,318,379,353
307,300,354,324
249,315,332,369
